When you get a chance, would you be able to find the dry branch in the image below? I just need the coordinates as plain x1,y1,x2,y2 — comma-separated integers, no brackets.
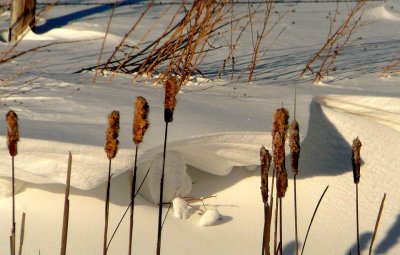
300,0,367,83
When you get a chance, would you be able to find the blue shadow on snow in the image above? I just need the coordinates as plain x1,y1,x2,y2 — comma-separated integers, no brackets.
33,0,146,34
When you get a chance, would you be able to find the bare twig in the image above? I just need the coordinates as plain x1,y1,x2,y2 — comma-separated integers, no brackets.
60,152,72,255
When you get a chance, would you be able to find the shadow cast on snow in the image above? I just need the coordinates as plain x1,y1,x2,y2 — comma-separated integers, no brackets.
33,0,146,34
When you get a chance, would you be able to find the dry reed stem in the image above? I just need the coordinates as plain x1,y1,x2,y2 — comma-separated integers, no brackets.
133,96,150,145
6,110,19,157
60,152,72,255
301,185,329,255
105,111,120,160
289,119,300,176
93,2,117,84
164,76,180,123
369,193,386,255
381,58,400,78
352,137,362,184
18,212,25,255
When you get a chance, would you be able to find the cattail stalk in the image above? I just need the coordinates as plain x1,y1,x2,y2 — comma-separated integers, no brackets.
18,212,25,255
129,97,150,255
6,110,19,255
260,146,271,255
352,137,362,255
290,119,300,255
272,108,289,255
103,111,120,255
157,76,179,255
61,152,72,255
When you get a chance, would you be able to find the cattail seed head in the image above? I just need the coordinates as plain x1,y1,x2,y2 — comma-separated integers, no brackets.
272,108,289,140
289,119,300,176
133,96,150,145
105,111,120,160
273,132,288,198
6,110,19,157
352,137,362,184
164,75,180,123
260,146,272,204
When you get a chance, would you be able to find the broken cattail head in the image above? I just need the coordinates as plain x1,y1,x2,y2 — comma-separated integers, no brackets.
164,75,180,123
105,111,120,160
289,119,300,176
352,137,362,184
6,110,19,157
260,146,271,204
133,96,150,145
272,107,289,140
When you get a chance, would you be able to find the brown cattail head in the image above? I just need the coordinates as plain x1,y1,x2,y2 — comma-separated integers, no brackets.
105,110,120,160
352,137,362,184
272,108,289,140
273,132,288,198
289,119,300,176
164,75,180,123
6,110,19,157
260,146,272,204
133,96,150,145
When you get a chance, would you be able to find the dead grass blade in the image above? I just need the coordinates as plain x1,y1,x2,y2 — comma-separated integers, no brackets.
368,193,386,255
301,185,329,255
60,152,72,255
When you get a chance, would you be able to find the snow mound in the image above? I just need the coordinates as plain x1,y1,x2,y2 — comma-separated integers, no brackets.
199,209,221,227
366,5,400,21
172,197,191,219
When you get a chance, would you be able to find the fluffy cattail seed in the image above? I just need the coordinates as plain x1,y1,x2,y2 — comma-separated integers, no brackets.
105,111,120,160
289,119,300,176
272,108,289,140
352,137,362,184
133,96,150,145
260,146,272,204
164,75,180,123
6,110,19,157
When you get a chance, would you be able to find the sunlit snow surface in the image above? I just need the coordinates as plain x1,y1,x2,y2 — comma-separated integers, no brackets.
0,0,399,254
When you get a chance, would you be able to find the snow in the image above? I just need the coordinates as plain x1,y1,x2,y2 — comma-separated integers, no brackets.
172,197,191,220
0,0,399,254
199,209,221,227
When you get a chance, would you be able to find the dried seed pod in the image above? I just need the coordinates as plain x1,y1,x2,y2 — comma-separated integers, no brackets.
105,111,120,160
6,110,19,157
352,137,362,184
260,146,272,204
133,96,150,145
272,108,289,140
164,75,180,123
273,132,288,198
289,119,300,176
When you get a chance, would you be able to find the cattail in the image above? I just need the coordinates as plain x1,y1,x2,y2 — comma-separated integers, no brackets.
133,96,150,145
6,110,19,157
260,146,271,204
352,137,362,184
274,132,288,198
272,108,289,140
289,119,300,176
105,111,120,160
164,75,180,123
